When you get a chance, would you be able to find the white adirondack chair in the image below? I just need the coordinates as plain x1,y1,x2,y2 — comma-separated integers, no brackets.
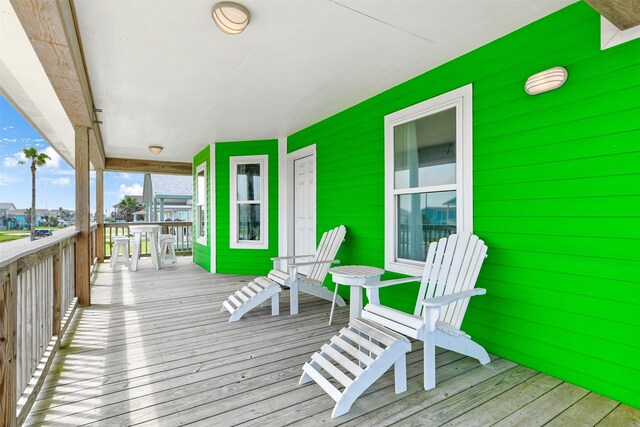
221,225,347,321
361,232,490,390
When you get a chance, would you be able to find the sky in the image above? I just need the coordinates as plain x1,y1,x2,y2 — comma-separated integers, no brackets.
0,96,144,214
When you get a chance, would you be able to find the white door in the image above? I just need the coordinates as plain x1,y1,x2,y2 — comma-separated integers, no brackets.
294,154,316,273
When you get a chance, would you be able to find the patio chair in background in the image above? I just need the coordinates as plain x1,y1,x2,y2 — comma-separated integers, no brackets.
222,225,347,322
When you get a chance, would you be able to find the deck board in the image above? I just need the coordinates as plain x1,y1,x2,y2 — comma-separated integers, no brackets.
24,258,638,426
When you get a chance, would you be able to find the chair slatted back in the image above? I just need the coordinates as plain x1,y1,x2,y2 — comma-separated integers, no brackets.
307,225,347,282
413,232,488,329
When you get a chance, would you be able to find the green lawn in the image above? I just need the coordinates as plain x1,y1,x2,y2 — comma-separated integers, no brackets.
0,232,28,243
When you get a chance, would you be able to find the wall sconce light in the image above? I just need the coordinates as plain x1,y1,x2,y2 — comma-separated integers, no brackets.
525,66,568,95
148,146,163,154
212,2,250,35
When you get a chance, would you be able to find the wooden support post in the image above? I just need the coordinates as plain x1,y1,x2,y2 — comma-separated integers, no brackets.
75,126,91,307
96,169,104,262
1,262,18,427
159,198,164,221
52,250,61,337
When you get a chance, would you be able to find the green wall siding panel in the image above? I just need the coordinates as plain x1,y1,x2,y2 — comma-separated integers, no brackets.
215,140,278,275
192,145,211,271
287,2,640,408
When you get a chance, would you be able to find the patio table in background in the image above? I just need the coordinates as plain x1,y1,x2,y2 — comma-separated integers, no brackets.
129,224,161,271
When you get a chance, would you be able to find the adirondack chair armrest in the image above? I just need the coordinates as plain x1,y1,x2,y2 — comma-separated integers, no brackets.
421,288,486,308
289,260,340,268
362,276,422,290
270,255,314,261
272,254,316,270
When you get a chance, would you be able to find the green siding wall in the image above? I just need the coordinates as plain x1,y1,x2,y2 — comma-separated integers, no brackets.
215,140,279,275
288,3,640,408
192,145,211,271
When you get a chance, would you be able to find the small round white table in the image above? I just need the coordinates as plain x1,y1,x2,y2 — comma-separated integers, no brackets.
329,265,385,323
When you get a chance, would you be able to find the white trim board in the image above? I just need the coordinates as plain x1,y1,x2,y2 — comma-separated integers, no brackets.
601,16,640,50
209,143,216,273
278,137,288,260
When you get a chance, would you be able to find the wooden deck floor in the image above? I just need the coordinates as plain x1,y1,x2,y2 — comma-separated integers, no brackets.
25,258,639,426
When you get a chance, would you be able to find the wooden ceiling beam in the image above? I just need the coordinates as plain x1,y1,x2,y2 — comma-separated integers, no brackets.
89,129,105,170
10,0,107,168
584,0,640,31
105,158,193,176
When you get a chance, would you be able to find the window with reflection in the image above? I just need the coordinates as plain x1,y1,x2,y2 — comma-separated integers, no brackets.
385,85,473,275
195,163,207,245
230,155,268,249
394,108,457,261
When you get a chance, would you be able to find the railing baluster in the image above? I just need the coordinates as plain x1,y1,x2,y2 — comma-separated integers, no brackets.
1,262,18,427
52,251,60,338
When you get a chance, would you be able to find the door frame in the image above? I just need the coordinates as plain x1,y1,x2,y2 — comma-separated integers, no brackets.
286,144,317,258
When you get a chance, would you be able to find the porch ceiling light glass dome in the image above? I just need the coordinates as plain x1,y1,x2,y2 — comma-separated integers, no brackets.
212,2,250,35
148,145,163,154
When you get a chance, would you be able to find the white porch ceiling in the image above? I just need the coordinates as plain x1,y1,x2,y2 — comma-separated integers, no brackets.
75,0,575,163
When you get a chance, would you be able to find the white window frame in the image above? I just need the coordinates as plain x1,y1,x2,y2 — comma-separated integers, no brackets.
195,162,207,246
230,155,268,249
384,84,473,276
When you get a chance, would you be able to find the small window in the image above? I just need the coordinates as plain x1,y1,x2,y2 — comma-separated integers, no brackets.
196,162,207,245
385,84,473,276
230,155,268,249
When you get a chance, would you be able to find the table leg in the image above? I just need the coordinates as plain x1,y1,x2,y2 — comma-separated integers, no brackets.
289,280,298,315
150,232,160,270
349,285,362,321
131,233,141,272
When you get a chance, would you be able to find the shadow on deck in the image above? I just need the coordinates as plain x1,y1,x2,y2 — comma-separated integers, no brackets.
24,258,638,426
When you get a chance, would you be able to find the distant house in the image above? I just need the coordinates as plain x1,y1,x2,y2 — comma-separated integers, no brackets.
112,195,144,221
142,174,192,222
0,203,17,213
7,208,50,229
0,203,17,230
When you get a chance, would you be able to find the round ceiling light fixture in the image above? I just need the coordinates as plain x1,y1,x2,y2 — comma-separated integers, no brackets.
148,145,163,154
212,2,250,35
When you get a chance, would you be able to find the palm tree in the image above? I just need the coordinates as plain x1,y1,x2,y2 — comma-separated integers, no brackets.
117,196,144,222
20,147,50,240
58,206,70,221
24,207,32,230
